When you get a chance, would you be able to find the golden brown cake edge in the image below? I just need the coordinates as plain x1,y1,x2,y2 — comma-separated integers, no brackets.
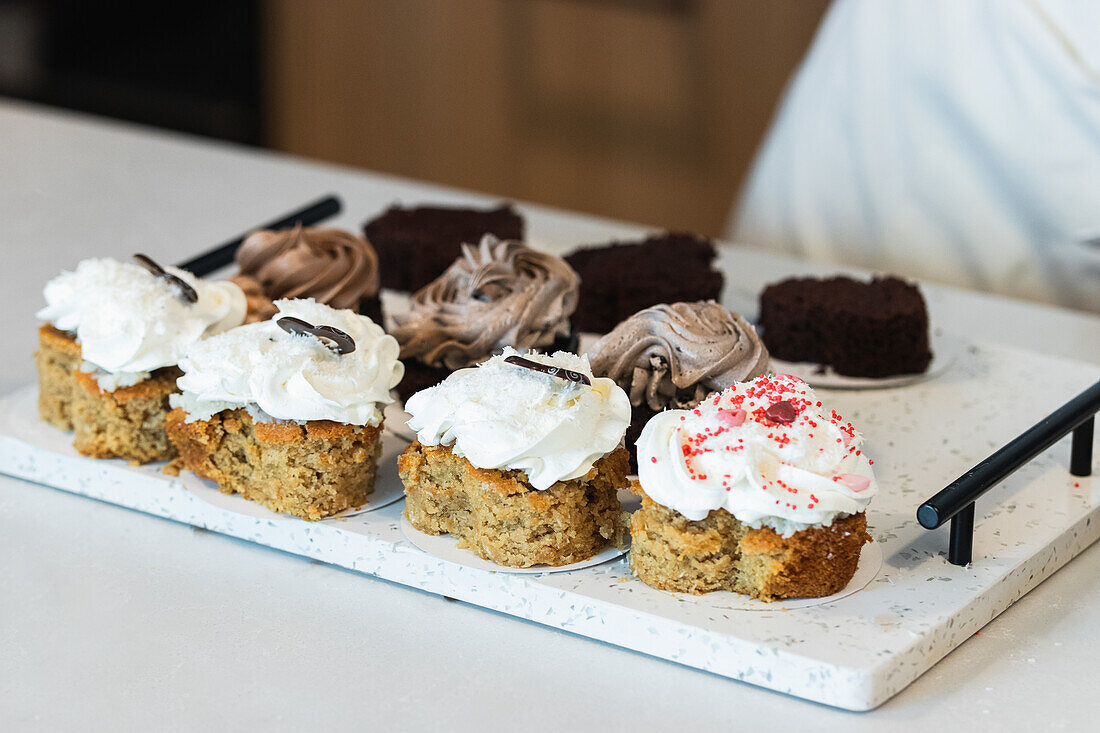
35,325,80,431
166,407,383,521
628,482,871,601
399,441,630,568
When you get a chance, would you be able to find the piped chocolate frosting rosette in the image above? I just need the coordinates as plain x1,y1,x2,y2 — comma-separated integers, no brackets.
391,235,580,401
231,224,381,322
587,301,770,467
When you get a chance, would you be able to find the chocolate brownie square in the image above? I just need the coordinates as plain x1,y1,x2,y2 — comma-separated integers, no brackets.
363,204,524,292
564,233,724,333
758,275,932,377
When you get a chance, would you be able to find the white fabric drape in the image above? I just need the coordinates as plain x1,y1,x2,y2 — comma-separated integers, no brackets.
731,0,1100,312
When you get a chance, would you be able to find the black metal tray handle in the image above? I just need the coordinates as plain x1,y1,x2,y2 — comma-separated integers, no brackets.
176,195,342,276
917,379,1099,565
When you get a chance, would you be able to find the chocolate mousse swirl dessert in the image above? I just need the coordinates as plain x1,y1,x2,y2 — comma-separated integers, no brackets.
231,224,381,322
588,301,770,466
391,235,580,400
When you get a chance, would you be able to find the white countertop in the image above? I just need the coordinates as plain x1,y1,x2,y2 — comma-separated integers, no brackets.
1,98,1098,730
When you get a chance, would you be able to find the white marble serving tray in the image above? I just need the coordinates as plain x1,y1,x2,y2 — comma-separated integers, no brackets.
1,339,1097,711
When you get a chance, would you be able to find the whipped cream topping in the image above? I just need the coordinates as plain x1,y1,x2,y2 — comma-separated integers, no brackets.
37,257,247,387
233,224,380,320
405,348,630,490
589,301,770,412
171,299,403,426
636,374,877,536
392,235,580,369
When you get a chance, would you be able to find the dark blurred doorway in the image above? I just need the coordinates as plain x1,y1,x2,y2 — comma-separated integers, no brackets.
0,1,261,144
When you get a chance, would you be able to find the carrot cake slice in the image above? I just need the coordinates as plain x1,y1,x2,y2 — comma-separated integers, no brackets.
631,373,875,600
399,348,631,567
166,298,403,520
35,256,246,463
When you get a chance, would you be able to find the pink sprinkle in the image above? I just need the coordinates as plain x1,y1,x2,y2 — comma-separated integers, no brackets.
716,407,747,427
837,474,870,492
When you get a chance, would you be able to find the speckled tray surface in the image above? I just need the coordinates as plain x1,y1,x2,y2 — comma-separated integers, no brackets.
2,339,1097,710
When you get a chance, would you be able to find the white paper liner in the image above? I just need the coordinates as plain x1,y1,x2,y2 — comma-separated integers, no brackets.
691,540,883,612
7,386,82,456
769,330,962,390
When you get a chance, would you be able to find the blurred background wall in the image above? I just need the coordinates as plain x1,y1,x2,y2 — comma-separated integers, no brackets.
0,0,827,237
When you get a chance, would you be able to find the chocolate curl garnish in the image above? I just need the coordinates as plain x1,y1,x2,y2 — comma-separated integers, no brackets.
504,355,590,385
277,316,356,355
764,399,798,424
133,253,199,303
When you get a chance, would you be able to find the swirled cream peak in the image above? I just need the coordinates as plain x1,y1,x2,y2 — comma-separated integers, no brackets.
391,235,579,369
234,224,379,318
588,301,769,411
171,299,403,426
37,258,247,386
405,348,629,490
637,374,877,536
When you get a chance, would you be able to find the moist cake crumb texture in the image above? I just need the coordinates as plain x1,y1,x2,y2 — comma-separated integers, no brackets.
629,483,870,601
36,325,179,464
71,367,181,464
400,441,630,567
166,407,382,520
35,325,80,431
